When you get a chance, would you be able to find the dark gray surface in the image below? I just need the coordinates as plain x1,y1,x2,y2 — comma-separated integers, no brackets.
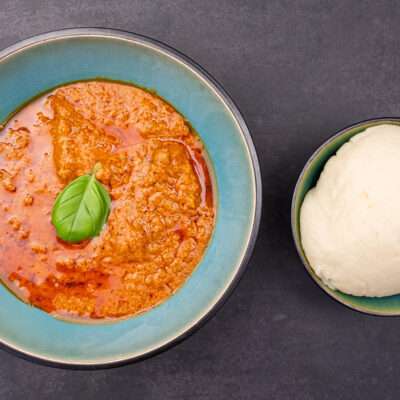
1,1,399,399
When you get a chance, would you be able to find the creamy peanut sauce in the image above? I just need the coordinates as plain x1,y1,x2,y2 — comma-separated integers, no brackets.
0,81,215,321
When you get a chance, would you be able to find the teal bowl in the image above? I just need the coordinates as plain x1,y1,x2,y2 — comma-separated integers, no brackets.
292,118,400,316
0,29,262,367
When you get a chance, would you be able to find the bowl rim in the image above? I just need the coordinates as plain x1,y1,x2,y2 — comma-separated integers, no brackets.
0,27,262,368
291,117,400,317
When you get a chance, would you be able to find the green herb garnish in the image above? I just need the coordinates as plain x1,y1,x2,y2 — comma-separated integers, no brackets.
51,164,111,243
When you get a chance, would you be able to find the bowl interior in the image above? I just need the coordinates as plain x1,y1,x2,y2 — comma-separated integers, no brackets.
0,30,259,365
292,119,400,315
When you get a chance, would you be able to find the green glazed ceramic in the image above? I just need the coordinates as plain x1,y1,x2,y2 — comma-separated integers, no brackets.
292,118,400,316
0,29,262,367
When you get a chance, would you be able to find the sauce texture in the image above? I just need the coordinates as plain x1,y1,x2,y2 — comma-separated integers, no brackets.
0,81,215,320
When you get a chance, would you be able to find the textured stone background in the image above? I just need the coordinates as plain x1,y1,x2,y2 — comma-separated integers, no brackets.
1,1,400,399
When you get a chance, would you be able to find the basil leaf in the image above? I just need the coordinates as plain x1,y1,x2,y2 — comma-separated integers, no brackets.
51,166,111,243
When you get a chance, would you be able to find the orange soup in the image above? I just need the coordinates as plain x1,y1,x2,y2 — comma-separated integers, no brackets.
0,81,215,321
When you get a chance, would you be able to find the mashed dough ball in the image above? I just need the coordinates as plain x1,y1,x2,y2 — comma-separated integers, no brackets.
301,124,400,297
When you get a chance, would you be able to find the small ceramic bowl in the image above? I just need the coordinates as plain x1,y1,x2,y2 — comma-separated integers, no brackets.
292,118,400,316
0,29,262,367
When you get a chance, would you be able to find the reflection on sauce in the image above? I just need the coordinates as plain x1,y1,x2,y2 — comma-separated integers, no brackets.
0,81,215,321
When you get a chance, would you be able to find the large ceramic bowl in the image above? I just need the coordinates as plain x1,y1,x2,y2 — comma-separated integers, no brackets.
292,118,400,316
0,28,261,367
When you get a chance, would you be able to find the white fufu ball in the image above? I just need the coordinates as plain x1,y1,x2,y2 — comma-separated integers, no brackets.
301,124,400,297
